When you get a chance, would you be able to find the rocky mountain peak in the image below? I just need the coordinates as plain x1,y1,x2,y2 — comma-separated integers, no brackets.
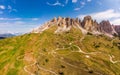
82,16,94,31
99,20,111,33
114,25,120,36
51,17,57,22
84,15,92,20
57,16,63,22
32,16,120,38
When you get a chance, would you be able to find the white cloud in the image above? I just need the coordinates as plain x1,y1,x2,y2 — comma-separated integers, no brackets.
78,9,120,25
74,0,92,11
74,1,85,10
74,8,80,11
14,21,25,24
80,2,85,5
72,0,77,3
0,22,25,33
0,18,41,33
0,18,21,20
47,1,64,7
8,5,17,12
78,9,120,20
0,21,25,27
0,5,5,10
32,18,40,21
74,6,84,11
111,18,120,25
87,0,92,2
119,8,120,10
0,18,41,21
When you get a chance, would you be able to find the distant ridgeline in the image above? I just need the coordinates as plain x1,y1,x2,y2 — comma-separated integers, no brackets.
0,37,6,39
0,33,15,39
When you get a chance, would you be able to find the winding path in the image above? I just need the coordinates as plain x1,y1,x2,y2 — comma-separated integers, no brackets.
54,42,101,56
23,52,58,75
109,55,120,64
36,64,58,75
38,48,103,75
72,45,101,55
22,34,120,75
24,61,36,75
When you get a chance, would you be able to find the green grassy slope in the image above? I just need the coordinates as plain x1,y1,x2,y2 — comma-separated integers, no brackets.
0,26,120,75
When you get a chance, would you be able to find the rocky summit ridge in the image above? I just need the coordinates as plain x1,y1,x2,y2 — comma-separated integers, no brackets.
32,16,120,38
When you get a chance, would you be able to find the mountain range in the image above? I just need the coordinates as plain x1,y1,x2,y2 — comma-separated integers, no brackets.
0,33,15,39
0,16,120,75
32,16,120,38
0,33,23,39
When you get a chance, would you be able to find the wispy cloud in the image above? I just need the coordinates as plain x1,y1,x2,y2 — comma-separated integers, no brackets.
0,21,26,28
74,6,85,11
8,5,17,12
47,1,64,7
65,0,69,4
0,18,21,20
0,21,30,33
0,18,41,33
32,18,40,21
78,9,120,20
14,21,25,24
72,0,77,3
74,5,85,11
80,2,85,6
111,18,120,25
87,0,92,2
0,5,5,10
78,9,120,24
74,1,85,11
0,18,41,21
74,0,93,11
119,8,120,10
74,8,80,11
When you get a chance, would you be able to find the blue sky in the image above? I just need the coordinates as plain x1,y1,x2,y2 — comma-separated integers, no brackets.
0,0,120,33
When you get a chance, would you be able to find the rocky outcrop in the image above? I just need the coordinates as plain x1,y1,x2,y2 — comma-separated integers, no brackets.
51,17,57,23
81,16,100,33
82,16,94,31
55,17,85,33
31,16,120,38
114,25,120,36
99,21,118,36
99,20,112,33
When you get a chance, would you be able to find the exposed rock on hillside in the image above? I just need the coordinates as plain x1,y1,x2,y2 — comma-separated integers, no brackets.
114,25,120,37
99,21,117,35
82,16,94,31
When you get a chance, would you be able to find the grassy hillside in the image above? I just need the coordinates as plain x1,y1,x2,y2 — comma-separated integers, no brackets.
0,26,120,75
